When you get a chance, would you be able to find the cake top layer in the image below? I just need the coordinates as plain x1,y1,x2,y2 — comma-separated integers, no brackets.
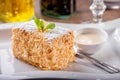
44,27,70,40
18,24,71,40
19,24,37,32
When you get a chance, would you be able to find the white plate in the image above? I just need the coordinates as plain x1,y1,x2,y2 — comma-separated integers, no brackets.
0,19,120,79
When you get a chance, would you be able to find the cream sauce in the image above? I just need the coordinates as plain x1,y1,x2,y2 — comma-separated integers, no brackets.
76,33,104,44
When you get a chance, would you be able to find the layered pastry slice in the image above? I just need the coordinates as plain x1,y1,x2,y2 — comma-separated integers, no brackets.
12,21,75,70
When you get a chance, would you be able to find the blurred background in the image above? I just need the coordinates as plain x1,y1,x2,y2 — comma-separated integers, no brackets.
0,0,120,23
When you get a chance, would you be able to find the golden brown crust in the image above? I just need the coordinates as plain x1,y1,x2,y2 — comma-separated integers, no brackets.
12,27,75,70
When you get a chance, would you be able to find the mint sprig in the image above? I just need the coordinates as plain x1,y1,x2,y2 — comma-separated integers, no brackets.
34,16,55,32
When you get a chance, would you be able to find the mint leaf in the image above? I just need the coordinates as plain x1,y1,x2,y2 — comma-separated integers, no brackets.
39,20,44,30
34,16,44,30
34,16,55,32
45,23,55,30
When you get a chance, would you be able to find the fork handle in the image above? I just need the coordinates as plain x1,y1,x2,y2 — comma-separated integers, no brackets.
76,53,120,74
89,57,120,73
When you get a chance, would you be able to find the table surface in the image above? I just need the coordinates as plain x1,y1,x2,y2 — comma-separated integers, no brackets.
0,0,119,24
35,0,120,24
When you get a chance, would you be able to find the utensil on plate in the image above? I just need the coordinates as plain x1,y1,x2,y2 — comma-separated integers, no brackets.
76,48,120,74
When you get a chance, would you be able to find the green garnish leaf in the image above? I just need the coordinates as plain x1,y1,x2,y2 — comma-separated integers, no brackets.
45,23,55,30
34,16,44,30
34,16,55,32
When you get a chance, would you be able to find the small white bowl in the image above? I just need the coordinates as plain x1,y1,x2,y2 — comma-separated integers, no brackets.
74,27,108,55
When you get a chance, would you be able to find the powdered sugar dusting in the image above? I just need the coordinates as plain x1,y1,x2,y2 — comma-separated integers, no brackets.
19,24,37,32
44,26,70,40
19,24,70,40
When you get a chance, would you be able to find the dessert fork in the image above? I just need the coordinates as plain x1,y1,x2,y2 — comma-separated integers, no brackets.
76,49,120,74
